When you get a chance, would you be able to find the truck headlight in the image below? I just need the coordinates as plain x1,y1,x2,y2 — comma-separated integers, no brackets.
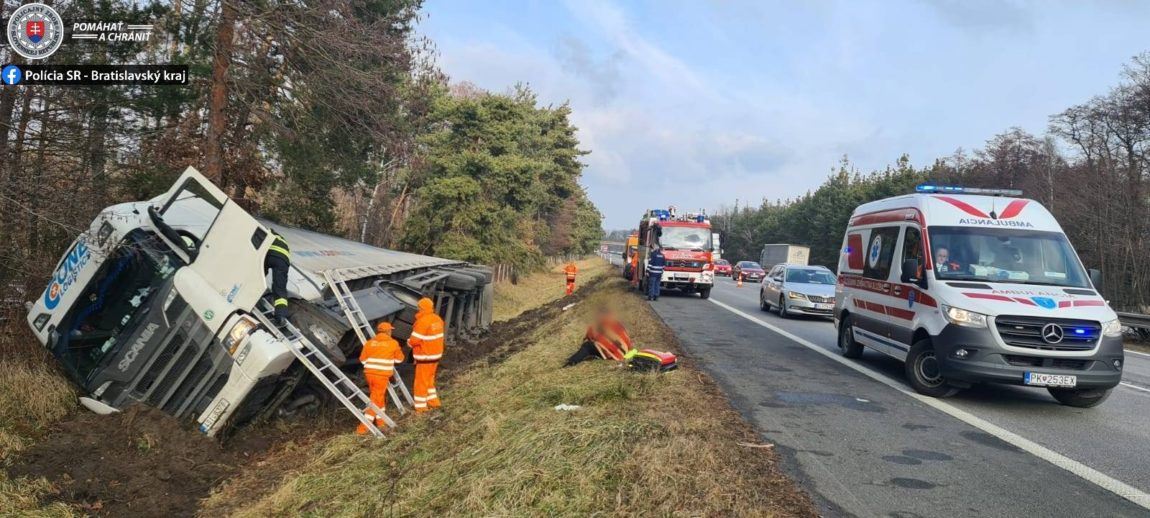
1101,318,1122,337
942,305,988,328
224,315,259,355
787,291,807,300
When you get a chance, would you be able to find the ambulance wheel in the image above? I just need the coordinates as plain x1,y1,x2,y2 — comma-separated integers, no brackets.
1047,387,1112,408
699,287,711,299
906,339,959,398
837,315,864,359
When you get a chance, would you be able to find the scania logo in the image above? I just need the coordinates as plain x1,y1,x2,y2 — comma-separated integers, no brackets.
1041,323,1065,344
118,323,160,371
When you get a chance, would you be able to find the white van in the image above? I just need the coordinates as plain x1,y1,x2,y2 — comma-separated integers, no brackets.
834,185,1124,407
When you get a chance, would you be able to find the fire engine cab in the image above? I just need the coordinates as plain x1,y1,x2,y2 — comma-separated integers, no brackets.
636,207,715,299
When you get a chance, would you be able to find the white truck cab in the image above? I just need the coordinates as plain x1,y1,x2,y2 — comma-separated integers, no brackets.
834,185,1123,407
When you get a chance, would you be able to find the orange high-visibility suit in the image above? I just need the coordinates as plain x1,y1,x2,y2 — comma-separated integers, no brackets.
358,321,405,434
564,262,578,295
629,253,639,287
408,297,445,412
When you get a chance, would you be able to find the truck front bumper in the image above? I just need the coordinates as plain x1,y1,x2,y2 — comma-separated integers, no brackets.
933,324,1123,389
660,270,713,289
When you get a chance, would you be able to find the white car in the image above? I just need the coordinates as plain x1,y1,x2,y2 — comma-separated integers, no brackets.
760,264,836,319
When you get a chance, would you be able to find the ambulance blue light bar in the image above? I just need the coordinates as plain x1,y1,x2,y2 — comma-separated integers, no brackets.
916,184,1023,197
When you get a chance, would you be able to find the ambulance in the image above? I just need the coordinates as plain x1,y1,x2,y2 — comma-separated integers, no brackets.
834,185,1124,407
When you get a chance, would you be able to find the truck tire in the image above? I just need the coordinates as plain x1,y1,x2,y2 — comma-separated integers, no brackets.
837,315,864,358
1047,387,1112,408
905,339,959,398
699,287,711,299
443,271,477,291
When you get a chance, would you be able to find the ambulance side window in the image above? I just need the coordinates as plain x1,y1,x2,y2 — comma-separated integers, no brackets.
863,227,900,281
900,227,924,275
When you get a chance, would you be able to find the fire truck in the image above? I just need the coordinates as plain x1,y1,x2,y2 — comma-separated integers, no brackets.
635,208,715,299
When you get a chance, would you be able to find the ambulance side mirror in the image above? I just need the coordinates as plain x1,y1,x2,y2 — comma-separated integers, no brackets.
1088,268,1104,293
901,258,922,286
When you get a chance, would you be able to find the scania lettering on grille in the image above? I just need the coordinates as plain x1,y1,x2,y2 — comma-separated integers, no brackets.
118,322,160,371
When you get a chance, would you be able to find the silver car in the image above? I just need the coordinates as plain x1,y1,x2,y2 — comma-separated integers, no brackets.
760,264,836,318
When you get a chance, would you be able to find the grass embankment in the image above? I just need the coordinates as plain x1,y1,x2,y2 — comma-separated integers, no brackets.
0,326,78,516
205,261,815,516
493,257,612,322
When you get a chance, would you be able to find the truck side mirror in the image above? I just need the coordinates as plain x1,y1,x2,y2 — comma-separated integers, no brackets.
901,258,921,285
1088,268,1103,293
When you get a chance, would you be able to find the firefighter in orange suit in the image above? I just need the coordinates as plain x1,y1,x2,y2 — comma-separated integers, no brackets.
358,321,405,435
409,297,445,412
564,262,578,295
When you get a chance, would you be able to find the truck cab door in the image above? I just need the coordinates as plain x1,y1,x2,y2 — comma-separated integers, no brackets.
154,167,273,310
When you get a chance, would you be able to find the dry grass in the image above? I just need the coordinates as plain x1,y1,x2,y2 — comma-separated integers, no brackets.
0,329,79,517
493,257,613,322
210,276,815,517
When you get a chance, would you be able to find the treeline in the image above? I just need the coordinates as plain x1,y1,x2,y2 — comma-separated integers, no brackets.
713,53,1150,311
0,0,602,307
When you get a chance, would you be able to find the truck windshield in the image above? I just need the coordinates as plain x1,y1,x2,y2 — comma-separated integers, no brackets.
927,226,1090,288
54,230,184,385
659,226,712,251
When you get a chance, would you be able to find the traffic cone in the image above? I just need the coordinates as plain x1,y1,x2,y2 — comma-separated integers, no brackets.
737,274,743,288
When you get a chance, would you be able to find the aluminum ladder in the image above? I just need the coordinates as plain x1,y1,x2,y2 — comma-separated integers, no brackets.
323,269,417,412
257,300,394,437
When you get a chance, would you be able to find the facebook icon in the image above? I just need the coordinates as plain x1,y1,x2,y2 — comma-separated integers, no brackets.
2,65,22,85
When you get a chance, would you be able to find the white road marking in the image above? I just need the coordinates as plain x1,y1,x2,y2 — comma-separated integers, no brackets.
708,297,1150,510
1126,349,1150,359
1120,382,1150,395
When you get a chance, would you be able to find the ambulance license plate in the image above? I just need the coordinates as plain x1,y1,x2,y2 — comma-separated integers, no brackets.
1024,372,1076,388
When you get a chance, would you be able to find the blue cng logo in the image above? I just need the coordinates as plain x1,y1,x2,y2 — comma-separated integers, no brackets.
2,65,22,85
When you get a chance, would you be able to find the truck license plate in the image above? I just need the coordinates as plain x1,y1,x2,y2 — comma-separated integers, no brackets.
1024,372,1076,388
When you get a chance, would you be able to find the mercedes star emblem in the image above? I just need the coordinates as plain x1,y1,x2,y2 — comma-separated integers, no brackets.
1041,323,1065,344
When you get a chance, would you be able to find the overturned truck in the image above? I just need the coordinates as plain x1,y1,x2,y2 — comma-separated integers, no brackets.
25,167,492,436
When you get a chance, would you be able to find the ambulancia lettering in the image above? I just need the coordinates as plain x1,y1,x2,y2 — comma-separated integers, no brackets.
957,218,1035,228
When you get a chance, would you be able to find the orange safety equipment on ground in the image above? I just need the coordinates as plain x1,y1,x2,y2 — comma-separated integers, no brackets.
564,262,578,295
357,321,405,435
586,313,633,361
409,297,445,412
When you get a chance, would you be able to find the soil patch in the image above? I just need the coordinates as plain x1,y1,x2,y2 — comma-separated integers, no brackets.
7,405,342,517
439,274,609,380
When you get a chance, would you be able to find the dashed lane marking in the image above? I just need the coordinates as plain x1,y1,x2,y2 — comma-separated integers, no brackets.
708,297,1150,511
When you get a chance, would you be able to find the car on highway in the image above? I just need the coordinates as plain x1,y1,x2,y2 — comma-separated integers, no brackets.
834,184,1123,408
760,264,836,318
713,258,732,276
732,261,765,282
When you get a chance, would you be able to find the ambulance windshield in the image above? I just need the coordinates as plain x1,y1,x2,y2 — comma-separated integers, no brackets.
927,227,1090,288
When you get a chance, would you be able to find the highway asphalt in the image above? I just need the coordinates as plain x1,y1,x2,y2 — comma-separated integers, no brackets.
646,273,1150,517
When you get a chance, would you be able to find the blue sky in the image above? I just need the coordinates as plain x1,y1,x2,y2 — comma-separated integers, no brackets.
418,0,1150,229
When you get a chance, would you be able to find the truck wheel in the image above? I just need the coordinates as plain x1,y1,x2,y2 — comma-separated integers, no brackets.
699,287,711,299
778,296,790,318
1047,387,1112,408
837,315,864,358
905,339,959,398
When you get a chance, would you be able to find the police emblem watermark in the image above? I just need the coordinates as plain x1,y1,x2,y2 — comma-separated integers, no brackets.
6,3,65,60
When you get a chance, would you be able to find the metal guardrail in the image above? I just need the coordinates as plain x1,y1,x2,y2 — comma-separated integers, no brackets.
1117,312,1150,332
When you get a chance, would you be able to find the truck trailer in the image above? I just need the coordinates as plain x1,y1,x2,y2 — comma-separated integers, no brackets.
25,168,493,436
760,244,810,269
